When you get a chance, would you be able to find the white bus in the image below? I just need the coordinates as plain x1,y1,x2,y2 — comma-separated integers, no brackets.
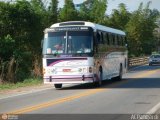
42,21,127,89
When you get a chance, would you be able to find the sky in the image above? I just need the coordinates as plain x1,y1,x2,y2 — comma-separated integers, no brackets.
58,0,160,15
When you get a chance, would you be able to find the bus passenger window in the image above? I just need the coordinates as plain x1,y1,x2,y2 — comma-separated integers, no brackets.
109,34,112,45
96,32,100,44
104,33,107,44
101,32,104,44
122,36,125,46
112,34,115,46
124,36,127,46
117,36,120,46
115,35,118,46
106,33,110,45
121,36,123,46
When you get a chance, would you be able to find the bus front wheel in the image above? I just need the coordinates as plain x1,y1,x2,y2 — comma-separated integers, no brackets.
54,84,62,89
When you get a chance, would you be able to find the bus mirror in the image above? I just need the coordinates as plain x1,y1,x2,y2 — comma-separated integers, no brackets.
41,39,44,48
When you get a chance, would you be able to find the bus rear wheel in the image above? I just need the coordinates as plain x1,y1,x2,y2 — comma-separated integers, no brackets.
97,71,102,86
54,84,62,89
116,64,123,81
94,67,103,87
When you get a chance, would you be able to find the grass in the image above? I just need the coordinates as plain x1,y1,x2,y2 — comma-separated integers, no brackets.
0,78,43,91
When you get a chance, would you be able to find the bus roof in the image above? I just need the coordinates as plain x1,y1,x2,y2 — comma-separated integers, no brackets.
50,21,126,36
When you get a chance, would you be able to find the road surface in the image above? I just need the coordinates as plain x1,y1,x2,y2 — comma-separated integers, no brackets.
0,65,160,120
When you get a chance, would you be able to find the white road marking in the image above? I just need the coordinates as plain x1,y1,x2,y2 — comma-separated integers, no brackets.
0,87,54,100
147,102,160,114
0,84,74,100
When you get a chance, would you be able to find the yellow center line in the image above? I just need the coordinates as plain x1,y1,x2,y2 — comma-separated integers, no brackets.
8,88,104,114
132,69,159,78
6,69,160,114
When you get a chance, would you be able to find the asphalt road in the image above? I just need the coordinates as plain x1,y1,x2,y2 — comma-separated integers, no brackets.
1,65,160,120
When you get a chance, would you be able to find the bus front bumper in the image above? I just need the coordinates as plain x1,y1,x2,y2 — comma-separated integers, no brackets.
43,75,95,84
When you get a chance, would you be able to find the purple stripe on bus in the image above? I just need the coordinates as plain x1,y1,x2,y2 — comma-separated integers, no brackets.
48,60,64,66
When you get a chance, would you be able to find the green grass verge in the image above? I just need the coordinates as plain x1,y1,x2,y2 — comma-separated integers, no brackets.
0,78,43,91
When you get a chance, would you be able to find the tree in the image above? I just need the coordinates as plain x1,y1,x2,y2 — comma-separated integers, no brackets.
48,0,58,24
59,0,78,22
90,0,107,24
108,3,131,30
79,0,107,24
126,2,159,56
0,0,45,82
78,0,95,21
30,0,45,14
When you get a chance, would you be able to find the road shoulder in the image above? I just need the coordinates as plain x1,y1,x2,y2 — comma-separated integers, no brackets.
0,84,53,100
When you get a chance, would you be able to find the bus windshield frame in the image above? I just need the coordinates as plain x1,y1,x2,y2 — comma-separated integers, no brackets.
43,27,94,57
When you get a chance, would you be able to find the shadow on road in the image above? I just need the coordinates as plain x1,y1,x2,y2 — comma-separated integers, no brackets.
129,65,160,72
59,65,160,90
60,77,160,90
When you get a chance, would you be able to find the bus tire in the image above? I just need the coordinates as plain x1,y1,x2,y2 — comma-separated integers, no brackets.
116,64,123,81
98,70,102,86
94,66,103,87
54,84,62,89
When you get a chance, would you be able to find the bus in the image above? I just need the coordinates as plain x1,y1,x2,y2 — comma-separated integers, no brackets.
42,21,127,89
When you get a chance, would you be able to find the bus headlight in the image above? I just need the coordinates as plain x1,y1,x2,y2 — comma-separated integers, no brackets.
45,68,57,74
78,67,93,73
78,68,82,72
83,68,87,73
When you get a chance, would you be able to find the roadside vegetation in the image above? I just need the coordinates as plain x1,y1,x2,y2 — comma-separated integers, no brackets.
0,0,160,86
0,78,42,90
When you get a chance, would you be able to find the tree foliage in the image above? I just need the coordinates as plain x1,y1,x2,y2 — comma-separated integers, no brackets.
126,2,159,56
108,3,131,30
48,0,58,24
59,0,78,21
0,0,159,83
79,0,107,24
0,0,45,82
78,0,94,21
90,0,107,24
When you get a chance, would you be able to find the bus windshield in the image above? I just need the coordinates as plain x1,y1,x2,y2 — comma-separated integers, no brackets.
43,30,93,56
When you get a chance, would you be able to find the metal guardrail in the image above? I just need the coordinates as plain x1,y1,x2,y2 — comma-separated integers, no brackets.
128,57,149,67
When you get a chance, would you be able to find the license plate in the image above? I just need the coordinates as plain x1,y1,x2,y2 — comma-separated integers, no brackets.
63,69,71,72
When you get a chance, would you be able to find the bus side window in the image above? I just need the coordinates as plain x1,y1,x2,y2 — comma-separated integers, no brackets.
94,32,98,53
96,31,104,44
104,33,107,44
109,33,112,45
101,32,104,44
117,35,120,46
96,32,101,44
121,36,124,46
122,36,126,46
115,35,118,46
124,36,127,47
112,34,115,46
106,33,110,45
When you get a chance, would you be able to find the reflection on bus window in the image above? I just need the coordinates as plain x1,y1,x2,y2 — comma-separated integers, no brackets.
43,31,93,55
68,31,92,54
43,32,66,54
